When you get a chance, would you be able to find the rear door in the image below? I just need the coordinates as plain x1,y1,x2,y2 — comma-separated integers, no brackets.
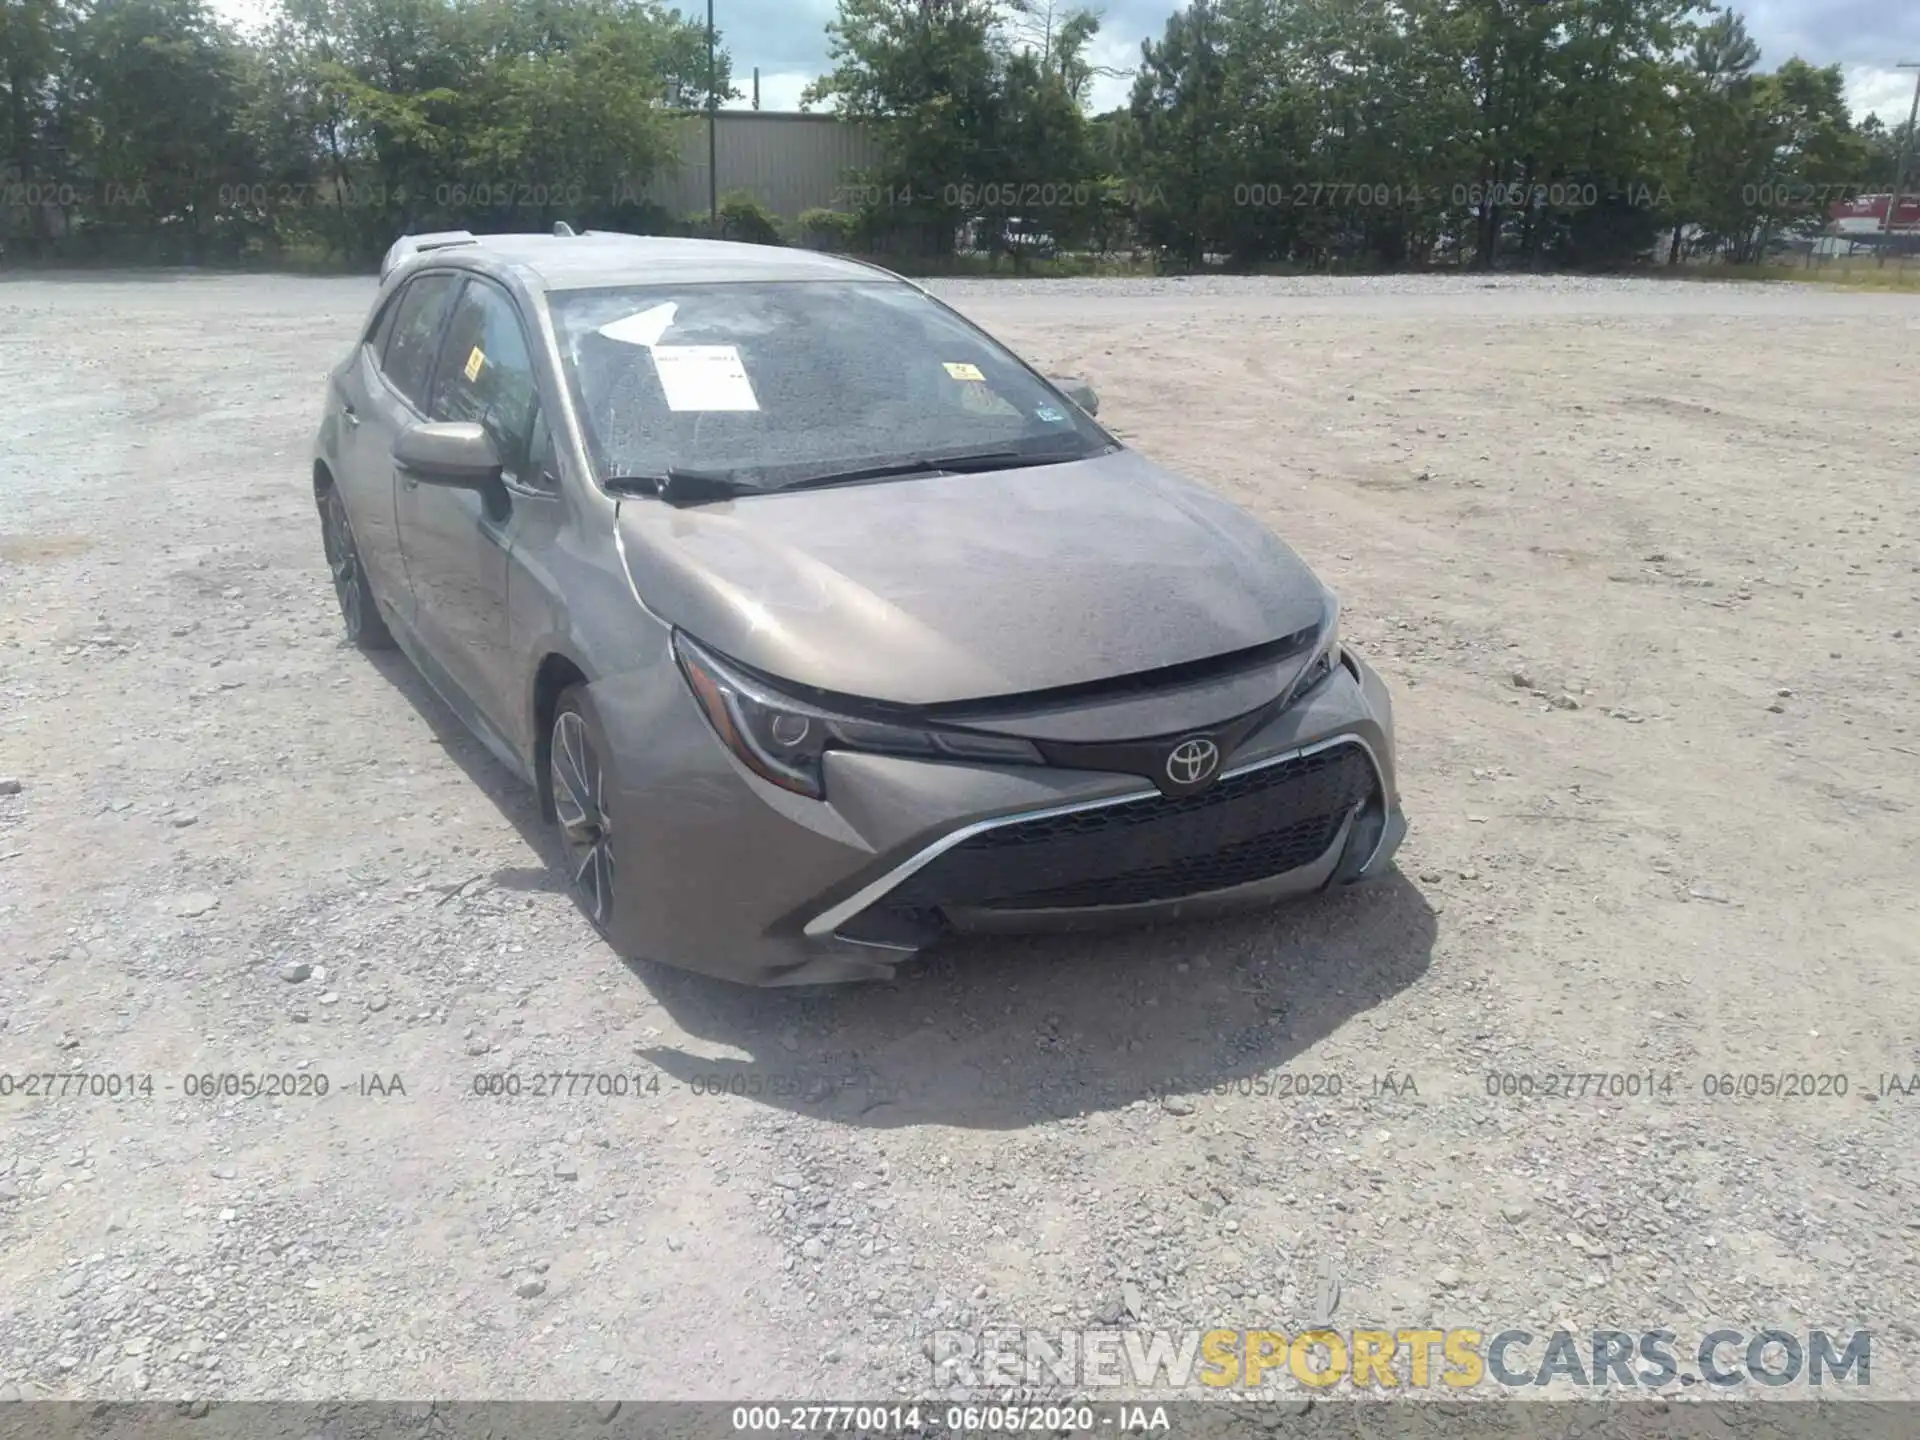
329,284,411,603
357,269,465,631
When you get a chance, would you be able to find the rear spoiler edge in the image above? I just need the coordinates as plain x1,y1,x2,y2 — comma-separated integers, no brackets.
378,231,479,281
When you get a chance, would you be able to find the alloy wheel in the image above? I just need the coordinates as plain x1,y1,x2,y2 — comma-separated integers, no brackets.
551,709,614,927
321,489,365,639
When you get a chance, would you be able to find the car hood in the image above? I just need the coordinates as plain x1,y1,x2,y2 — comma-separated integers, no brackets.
616,448,1329,707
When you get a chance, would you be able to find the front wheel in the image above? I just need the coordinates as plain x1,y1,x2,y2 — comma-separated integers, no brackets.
550,686,616,935
318,486,395,650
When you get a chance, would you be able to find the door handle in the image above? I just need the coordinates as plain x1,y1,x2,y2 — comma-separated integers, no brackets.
340,403,360,428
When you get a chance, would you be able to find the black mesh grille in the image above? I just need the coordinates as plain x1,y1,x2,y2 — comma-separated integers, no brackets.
988,812,1347,908
861,742,1375,920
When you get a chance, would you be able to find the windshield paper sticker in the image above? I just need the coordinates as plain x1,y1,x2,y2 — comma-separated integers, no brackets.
463,346,486,383
651,345,759,412
598,302,678,348
942,361,985,381
1034,404,1066,423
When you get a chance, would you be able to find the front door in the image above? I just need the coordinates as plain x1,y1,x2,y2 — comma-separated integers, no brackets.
358,269,465,633
394,276,545,741
338,270,462,620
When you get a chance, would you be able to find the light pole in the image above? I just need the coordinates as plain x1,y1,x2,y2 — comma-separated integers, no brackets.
706,0,718,234
1880,62,1920,266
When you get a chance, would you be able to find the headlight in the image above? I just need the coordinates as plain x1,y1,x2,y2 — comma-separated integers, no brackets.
1277,596,1341,711
672,633,1042,799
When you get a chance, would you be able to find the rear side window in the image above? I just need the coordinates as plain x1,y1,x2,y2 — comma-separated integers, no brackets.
380,273,462,410
364,291,402,354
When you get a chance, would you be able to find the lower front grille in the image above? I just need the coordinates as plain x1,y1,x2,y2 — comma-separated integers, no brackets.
984,810,1348,908
838,742,1375,939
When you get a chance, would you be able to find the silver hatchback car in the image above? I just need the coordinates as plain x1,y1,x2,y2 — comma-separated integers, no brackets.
312,229,1406,985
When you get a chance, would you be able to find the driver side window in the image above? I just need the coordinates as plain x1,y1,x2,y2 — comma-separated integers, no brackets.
381,273,460,411
429,280,540,480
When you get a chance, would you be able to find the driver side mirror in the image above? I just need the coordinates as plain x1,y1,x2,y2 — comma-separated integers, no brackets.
1052,377,1099,417
393,421,503,486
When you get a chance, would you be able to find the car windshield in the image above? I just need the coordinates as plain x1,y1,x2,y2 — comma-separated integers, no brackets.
547,279,1111,492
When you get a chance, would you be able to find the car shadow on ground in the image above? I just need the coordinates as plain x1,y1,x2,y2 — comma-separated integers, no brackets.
365,648,567,896
635,873,1436,1131
368,644,1436,1132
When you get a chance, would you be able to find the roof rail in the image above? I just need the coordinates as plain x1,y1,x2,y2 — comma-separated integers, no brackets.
378,230,479,281
833,251,924,292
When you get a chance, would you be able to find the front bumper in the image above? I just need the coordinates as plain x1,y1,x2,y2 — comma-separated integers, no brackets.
591,649,1405,986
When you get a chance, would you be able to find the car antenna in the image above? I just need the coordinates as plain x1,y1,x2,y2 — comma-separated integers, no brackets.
553,221,577,237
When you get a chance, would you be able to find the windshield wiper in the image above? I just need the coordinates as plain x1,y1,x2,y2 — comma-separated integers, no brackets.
602,468,758,507
606,447,1082,506
772,448,1070,494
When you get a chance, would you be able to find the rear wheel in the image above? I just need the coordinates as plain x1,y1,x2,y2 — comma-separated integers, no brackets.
318,485,394,650
550,686,616,935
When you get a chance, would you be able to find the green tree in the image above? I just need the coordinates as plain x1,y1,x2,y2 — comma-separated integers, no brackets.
64,0,260,260
978,34,1097,257
1126,0,1231,267
446,0,690,232
1,0,72,253
1524,0,1692,267
805,0,1097,259
1667,8,1761,262
1857,112,1915,191
804,0,1002,252
261,0,709,261
1731,58,1867,260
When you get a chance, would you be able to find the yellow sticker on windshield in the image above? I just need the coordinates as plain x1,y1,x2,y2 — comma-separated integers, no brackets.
463,346,486,383
943,362,984,381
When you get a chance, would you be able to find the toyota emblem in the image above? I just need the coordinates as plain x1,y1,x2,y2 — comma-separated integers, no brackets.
1165,736,1221,786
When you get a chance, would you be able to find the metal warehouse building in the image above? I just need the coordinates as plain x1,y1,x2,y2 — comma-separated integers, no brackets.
645,111,884,222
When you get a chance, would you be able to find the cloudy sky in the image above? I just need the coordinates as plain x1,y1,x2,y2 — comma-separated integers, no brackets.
210,0,1920,124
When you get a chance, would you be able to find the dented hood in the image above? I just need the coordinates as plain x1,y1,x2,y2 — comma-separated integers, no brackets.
616,448,1330,707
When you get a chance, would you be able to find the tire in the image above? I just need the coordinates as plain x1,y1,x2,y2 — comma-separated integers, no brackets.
549,685,617,937
318,484,395,650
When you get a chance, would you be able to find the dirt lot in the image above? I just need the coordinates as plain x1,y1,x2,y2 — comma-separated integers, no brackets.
1,272,1916,1404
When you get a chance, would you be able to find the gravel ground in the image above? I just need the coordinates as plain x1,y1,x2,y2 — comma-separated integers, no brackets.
0,272,1916,1405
